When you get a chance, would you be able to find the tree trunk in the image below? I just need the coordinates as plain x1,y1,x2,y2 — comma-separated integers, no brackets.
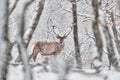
0,0,11,80
91,0,103,71
24,0,46,48
71,0,82,69
15,0,45,64
110,12,120,55
16,0,34,80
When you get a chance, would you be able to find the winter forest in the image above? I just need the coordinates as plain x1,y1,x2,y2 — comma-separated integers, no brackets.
0,0,120,80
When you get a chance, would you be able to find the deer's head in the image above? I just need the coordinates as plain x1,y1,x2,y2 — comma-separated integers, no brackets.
53,26,72,44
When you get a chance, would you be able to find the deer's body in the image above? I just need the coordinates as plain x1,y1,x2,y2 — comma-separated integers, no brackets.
35,42,64,55
29,26,72,61
29,38,65,61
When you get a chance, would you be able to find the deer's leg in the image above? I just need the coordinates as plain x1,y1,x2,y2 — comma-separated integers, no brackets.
29,53,34,61
33,49,40,61
33,53,39,62
29,49,38,61
29,45,41,62
29,52,38,62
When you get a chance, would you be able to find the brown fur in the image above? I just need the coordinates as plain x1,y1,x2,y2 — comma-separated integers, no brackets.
29,37,65,61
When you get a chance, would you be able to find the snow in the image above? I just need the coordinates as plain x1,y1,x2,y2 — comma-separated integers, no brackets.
6,64,120,80
5,0,120,80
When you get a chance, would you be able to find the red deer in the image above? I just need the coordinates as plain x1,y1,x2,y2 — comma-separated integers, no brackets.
29,26,72,61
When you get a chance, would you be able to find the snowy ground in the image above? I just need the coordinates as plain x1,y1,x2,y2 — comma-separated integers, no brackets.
7,63,120,80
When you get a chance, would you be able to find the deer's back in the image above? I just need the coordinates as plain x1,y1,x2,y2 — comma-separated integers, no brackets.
34,42,64,55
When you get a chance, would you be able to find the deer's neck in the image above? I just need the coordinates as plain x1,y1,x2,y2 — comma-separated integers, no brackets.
59,40,64,48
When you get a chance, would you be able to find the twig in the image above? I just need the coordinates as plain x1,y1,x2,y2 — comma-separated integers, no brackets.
85,28,96,42
60,5,91,20
9,0,19,16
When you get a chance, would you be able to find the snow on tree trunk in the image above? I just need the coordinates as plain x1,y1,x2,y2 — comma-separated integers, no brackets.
71,0,82,69
91,0,103,72
23,0,46,48
100,10,120,71
105,12,120,70
0,0,11,80
110,12,120,55
9,0,19,16
16,0,34,80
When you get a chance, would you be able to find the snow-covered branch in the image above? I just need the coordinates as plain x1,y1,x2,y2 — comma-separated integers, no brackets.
16,0,34,80
9,0,19,16
58,3,92,22
23,0,46,48
110,12,120,55
91,0,103,72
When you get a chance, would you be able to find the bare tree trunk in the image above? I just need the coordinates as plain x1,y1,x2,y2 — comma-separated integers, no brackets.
9,0,19,16
105,12,120,70
16,0,34,80
0,0,11,80
102,11,120,70
24,0,46,48
103,16,120,70
16,0,45,63
110,12,120,55
91,0,103,71
117,0,120,14
103,21,114,70
71,0,82,69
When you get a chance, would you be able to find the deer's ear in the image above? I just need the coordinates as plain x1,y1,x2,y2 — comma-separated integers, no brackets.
64,36,67,38
62,36,67,39
56,36,61,38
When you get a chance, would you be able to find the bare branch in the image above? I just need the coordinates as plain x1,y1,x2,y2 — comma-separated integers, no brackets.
103,11,120,70
58,3,92,21
110,12,120,55
23,0,46,48
16,0,34,80
9,0,19,16
85,28,96,42
68,0,81,3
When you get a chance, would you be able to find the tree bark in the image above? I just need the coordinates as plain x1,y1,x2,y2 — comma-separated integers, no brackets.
110,12,120,55
71,0,82,69
91,0,103,71
24,0,46,48
15,0,45,64
9,0,19,16
16,0,34,80
0,0,11,80
104,20,120,70
106,12,120,70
